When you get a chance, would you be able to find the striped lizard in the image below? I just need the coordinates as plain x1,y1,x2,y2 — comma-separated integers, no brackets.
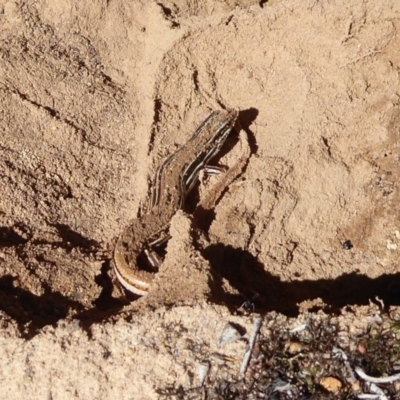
113,109,239,296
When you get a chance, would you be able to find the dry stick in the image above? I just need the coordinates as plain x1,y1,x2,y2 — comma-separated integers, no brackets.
355,366,400,384
332,347,357,384
240,317,262,374
367,383,388,400
358,382,388,400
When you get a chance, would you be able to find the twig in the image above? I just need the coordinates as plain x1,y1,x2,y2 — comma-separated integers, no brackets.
240,317,262,374
368,382,388,400
332,347,356,383
289,324,310,334
355,366,400,384
358,382,388,400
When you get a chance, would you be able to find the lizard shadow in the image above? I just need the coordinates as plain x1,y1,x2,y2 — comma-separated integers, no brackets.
202,243,400,315
192,107,400,313
4,105,397,335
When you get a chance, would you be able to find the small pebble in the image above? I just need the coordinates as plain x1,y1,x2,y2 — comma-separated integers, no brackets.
320,376,342,393
197,362,210,386
218,322,242,346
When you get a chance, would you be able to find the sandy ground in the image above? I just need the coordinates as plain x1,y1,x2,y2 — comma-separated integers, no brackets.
1,0,400,398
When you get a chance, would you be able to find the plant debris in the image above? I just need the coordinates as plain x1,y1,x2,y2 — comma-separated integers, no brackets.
157,306,400,399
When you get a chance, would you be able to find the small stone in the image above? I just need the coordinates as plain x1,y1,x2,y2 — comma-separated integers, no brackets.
387,240,397,250
287,341,303,354
342,240,353,250
352,381,361,392
218,322,243,346
357,342,366,354
197,362,209,386
320,376,342,393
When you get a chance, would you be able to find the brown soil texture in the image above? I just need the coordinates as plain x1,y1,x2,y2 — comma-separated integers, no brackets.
1,0,400,398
